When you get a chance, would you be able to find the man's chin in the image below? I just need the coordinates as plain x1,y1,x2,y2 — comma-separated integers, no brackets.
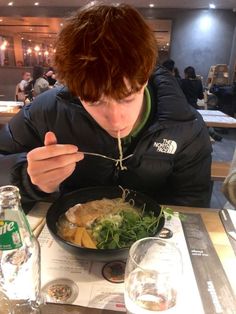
107,128,130,138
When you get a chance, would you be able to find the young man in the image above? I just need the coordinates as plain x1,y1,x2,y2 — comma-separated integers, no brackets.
0,4,212,207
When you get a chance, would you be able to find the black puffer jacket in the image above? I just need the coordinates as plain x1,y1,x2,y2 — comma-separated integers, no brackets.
0,67,212,206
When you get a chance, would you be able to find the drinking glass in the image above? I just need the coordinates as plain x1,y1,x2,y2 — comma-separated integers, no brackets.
124,237,182,313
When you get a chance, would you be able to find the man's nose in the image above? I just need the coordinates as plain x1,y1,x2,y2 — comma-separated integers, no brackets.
105,103,123,126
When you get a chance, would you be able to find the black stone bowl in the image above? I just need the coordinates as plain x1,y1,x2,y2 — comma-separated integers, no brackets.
46,186,165,261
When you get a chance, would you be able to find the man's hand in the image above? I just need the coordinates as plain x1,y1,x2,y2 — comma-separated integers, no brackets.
27,131,84,193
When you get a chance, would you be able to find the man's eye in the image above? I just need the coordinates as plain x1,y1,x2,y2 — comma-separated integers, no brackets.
90,101,102,106
118,97,134,104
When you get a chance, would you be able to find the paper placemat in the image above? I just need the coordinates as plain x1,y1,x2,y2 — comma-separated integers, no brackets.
27,202,236,313
38,214,204,313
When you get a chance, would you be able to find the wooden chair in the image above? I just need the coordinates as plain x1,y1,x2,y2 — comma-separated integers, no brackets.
15,83,25,102
222,149,236,208
211,161,231,182
207,64,229,90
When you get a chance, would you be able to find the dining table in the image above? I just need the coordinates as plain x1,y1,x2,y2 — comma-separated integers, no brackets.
198,109,236,128
0,101,22,126
36,204,236,314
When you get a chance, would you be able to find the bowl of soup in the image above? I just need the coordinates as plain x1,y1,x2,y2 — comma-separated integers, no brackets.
46,186,165,261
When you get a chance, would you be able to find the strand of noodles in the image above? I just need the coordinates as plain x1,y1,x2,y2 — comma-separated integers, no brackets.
116,130,127,170
119,186,136,207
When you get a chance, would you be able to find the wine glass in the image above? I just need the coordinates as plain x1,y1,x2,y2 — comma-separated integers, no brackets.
124,237,182,313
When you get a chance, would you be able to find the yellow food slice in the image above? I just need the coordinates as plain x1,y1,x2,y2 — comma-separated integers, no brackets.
73,227,85,246
60,227,77,241
81,229,97,249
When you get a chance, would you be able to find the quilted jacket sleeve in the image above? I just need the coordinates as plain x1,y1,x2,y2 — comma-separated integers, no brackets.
0,105,52,203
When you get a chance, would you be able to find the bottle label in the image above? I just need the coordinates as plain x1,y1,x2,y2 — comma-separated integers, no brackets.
0,220,23,250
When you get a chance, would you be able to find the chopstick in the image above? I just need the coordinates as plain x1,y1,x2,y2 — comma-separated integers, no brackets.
33,218,46,238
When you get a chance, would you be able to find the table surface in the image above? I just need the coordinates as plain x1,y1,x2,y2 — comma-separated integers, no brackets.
41,205,236,314
0,106,20,116
0,102,21,127
198,110,236,128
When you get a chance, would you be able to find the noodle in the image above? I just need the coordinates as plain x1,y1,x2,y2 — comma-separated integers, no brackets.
116,130,127,170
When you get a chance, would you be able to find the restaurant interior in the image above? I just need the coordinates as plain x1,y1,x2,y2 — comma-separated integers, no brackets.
0,0,235,100
0,1,236,313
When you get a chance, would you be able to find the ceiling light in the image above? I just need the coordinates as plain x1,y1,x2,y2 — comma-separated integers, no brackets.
34,2,39,5
209,3,216,9
0,19,3,22
1,41,7,50
60,23,63,27
34,45,40,52
199,15,212,30
8,2,13,6
21,37,24,40
149,3,154,8
30,28,32,31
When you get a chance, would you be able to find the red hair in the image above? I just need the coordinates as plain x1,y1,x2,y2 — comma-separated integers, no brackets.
54,4,158,101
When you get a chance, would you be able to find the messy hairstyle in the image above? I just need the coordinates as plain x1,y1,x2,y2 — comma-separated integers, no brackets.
162,59,175,72
32,65,44,81
184,66,197,79
54,3,158,102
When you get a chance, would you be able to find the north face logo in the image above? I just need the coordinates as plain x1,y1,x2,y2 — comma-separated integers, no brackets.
153,139,177,154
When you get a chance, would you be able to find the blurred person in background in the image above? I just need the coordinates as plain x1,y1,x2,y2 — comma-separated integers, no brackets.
44,67,57,86
162,59,181,85
15,71,31,101
0,4,212,208
181,66,222,141
181,66,204,109
162,59,175,74
174,67,181,80
25,65,49,100
18,71,31,92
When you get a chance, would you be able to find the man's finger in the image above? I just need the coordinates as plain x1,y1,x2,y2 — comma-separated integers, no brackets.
27,152,84,175
44,131,58,146
27,144,79,161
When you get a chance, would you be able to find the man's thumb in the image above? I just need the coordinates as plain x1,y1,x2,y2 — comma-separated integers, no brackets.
44,131,57,146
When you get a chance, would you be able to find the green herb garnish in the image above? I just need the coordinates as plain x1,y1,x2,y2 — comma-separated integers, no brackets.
91,208,164,249
162,206,187,221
